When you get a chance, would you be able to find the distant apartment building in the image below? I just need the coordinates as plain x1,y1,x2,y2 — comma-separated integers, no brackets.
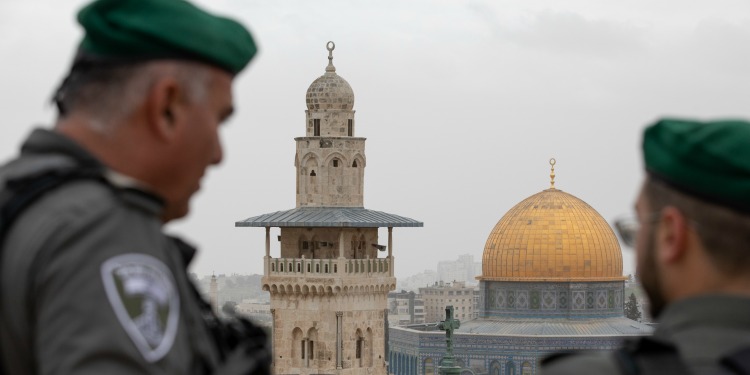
397,269,437,291
437,254,481,285
387,290,425,326
419,281,477,323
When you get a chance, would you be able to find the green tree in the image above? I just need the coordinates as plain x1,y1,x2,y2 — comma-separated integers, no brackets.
624,292,642,322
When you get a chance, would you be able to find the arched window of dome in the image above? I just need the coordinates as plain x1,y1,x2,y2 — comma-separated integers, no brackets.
505,361,515,375
424,358,435,375
521,361,532,375
490,360,501,375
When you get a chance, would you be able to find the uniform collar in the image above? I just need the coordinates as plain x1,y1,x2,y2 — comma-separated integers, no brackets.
654,294,750,339
21,128,166,216
22,128,102,167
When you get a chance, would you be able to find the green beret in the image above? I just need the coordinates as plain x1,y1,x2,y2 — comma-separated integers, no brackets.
643,118,750,212
76,0,257,75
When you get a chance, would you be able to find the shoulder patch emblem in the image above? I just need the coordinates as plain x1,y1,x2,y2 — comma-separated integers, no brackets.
101,253,180,362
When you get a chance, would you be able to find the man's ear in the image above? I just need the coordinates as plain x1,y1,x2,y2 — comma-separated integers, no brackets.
145,77,181,141
656,206,689,264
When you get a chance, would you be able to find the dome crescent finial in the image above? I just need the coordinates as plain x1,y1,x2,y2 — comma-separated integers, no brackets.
326,41,336,73
549,158,556,189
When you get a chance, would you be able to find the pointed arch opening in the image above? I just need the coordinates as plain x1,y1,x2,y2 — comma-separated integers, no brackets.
292,327,304,367
355,328,364,367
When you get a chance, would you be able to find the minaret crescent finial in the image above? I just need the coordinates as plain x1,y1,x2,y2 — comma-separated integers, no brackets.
326,41,336,73
549,158,556,189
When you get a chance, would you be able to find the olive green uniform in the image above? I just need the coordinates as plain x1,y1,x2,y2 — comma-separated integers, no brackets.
0,129,221,374
541,295,750,375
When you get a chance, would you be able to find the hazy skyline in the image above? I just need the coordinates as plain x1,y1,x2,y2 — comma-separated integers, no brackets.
2,0,749,278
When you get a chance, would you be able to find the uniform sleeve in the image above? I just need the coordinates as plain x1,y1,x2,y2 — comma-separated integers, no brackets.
21,184,186,375
539,352,621,375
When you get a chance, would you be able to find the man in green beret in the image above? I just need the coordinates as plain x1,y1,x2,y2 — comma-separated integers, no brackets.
541,118,750,374
0,0,269,373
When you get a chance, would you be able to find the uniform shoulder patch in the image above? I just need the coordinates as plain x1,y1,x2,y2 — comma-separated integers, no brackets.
101,253,180,362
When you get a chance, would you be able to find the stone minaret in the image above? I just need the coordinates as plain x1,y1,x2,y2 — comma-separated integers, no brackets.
209,273,219,316
297,41,364,208
236,42,422,375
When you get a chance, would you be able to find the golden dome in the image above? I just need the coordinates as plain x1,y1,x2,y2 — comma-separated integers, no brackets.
481,188,624,281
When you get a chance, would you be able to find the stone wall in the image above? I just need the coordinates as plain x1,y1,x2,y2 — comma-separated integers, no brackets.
272,293,390,375
295,137,366,207
279,227,379,259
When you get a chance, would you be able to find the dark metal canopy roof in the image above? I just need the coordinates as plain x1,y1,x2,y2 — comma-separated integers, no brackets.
235,207,423,228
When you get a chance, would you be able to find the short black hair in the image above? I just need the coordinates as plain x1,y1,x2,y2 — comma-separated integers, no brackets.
644,177,750,276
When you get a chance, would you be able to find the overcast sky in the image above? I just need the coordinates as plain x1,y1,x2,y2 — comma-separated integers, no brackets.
2,0,749,280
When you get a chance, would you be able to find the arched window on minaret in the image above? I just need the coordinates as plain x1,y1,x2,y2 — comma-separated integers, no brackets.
309,170,317,194
303,155,319,196
355,329,364,367
299,235,309,259
366,327,373,366
310,235,318,259
313,119,320,136
350,235,357,258
348,119,353,136
329,155,344,188
352,155,364,196
357,234,366,259
292,327,304,367
307,328,319,365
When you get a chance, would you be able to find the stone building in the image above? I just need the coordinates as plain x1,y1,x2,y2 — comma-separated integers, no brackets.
388,161,652,375
236,42,422,375
388,291,426,326
437,255,481,285
419,281,477,323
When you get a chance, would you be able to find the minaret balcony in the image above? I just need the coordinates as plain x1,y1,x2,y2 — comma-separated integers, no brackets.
265,257,390,277
262,257,395,296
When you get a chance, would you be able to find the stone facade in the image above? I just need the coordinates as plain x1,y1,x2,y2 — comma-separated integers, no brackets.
279,227,379,260
248,42,422,375
295,137,366,207
269,288,390,374
419,282,477,323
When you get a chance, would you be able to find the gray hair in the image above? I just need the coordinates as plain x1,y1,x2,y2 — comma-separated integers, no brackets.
53,60,210,132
